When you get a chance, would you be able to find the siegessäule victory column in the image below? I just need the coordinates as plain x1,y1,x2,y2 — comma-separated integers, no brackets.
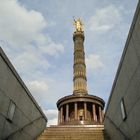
57,18,105,125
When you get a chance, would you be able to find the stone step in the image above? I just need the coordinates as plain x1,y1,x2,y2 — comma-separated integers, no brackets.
37,125,109,140
42,132,105,135
44,130,104,132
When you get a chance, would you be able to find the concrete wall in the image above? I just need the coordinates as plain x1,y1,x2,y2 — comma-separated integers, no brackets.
0,47,47,140
104,1,140,140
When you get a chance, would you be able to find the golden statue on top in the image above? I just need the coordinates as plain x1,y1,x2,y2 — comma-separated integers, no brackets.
73,17,84,32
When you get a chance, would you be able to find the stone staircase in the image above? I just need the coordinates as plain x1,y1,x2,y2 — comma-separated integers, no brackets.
37,125,110,140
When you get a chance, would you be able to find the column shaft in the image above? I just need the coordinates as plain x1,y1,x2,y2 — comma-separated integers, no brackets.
66,104,69,121
92,104,96,122
74,103,78,120
84,102,87,120
58,110,60,124
60,106,63,123
73,31,88,95
99,106,102,123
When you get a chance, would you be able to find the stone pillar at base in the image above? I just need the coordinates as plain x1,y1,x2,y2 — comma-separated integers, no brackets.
60,106,63,123
84,102,87,120
99,106,102,123
74,102,77,120
66,104,69,121
92,104,96,122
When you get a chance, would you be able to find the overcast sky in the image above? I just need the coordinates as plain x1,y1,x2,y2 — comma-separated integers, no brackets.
0,0,138,126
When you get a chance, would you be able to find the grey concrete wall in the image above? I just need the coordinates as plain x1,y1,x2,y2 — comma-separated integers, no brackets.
104,1,140,140
0,48,47,140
